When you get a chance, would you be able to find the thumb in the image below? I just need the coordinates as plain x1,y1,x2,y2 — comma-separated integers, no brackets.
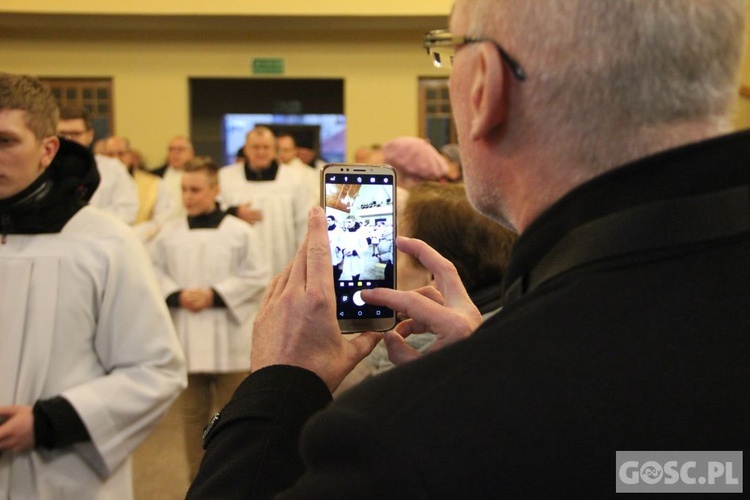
347,332,382,363
384,330,421,366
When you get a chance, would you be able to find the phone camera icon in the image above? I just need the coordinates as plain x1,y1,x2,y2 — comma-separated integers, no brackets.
353,291,365,307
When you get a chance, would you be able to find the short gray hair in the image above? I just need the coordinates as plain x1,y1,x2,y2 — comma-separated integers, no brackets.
467,0,746,170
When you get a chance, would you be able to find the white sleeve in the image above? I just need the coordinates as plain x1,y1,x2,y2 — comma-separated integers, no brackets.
61,229,186,476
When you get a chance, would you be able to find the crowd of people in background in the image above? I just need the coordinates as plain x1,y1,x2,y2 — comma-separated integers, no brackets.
2,93,467,495
81,110,463,251
114,123,465,481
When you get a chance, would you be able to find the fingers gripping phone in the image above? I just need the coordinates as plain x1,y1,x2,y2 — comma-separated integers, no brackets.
322,164,397,333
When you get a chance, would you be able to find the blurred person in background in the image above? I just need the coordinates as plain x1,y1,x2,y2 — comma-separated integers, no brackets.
57,106,138,224
150,156,269,481
105,135,173,242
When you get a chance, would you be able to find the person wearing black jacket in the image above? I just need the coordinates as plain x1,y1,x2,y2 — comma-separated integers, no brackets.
188,1,749,497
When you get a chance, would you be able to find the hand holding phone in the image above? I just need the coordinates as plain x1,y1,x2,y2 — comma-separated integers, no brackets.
322,164,397,333
250,206,382,391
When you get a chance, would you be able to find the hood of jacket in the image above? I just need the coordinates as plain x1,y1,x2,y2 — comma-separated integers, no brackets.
0,137,100,235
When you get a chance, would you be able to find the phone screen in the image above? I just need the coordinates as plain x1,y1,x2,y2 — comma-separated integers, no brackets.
322,164,397,332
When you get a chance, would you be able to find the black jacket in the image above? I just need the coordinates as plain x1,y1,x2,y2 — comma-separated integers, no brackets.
188,131,750,499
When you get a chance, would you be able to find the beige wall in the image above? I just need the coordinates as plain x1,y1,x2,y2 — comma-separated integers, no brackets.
1,24,446,165
0,0,453,16
1,1,750,165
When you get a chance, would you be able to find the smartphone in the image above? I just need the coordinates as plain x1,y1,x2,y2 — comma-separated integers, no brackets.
322,163,397,333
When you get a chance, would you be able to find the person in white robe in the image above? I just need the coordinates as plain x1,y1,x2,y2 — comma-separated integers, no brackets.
326,214,345,282
151,135,196,225
0,73,186,500
104,136,175,243
339,215,370,281
219,126,308,277
150,156,270,480
277,133,320,208
88,153,139,224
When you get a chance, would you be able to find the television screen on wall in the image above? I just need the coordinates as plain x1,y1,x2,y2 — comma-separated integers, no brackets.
223,113,346,166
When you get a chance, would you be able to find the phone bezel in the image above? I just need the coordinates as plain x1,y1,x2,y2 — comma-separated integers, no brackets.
321,163,397,333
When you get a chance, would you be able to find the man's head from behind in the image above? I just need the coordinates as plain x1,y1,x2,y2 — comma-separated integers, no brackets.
0,73,60,200
449,0,746,230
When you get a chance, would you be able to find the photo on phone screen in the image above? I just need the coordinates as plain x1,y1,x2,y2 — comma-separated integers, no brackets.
322,164,397,332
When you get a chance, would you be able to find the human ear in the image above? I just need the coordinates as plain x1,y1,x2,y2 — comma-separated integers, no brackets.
40,136,60,170
469,43,507,141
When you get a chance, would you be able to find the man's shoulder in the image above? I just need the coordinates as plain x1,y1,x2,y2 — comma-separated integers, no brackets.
219,162,243,173
218,163,244,183
280,158,309,170
222,213,253,230
65,206,139,241
160,215,188,233
35,207,145,262
277,163,315,185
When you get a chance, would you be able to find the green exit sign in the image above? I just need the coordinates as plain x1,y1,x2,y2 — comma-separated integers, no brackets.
252,58,285,75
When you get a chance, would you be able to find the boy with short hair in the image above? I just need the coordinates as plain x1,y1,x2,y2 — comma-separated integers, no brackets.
150,156,270,480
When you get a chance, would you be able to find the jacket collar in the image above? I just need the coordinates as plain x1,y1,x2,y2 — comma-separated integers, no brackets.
502,130,750,302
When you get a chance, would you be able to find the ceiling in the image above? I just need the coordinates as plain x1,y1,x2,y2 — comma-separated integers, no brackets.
0,12,448,39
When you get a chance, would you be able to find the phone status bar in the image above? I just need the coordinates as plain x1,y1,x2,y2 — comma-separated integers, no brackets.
326,174,391,185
